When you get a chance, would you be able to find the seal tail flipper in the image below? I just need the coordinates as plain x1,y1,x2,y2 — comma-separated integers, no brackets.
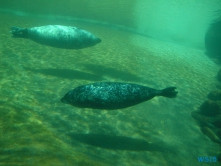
11,27,28,38
160,87,178,98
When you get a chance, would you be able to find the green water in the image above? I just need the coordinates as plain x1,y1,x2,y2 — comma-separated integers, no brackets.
0,12,220,166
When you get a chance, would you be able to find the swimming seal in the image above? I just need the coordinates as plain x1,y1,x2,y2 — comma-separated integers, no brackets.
61,82,178,110
10,25,101,49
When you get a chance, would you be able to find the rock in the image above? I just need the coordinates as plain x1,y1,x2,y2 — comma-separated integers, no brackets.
200,127,221,144
208,90,221,101
218,153,221,162
200,100,221,117
191,111,213,127
217,130,221,139
205,20,221,58
214,82,221,90
213,118,221,128
218,69,221,82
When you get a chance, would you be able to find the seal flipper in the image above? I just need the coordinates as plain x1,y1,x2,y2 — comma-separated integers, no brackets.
11,27,28,38
159,87,178,98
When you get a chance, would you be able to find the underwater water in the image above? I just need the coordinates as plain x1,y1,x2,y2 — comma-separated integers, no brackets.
0,3,221,166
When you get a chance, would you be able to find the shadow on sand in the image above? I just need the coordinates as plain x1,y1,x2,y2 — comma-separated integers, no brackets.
80,63,145,83
67,133,175,153
24,67,104,81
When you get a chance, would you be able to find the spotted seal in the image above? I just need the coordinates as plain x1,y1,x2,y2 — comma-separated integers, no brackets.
10,25,101,49
61,82,178,109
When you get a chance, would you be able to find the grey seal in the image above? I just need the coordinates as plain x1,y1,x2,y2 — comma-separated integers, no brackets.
11,25,101,49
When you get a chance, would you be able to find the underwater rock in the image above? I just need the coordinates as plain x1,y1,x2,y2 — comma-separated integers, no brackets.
191,111,213,127
218,153,221,162
11,25,101,49
200,127,221,144
217,130,221,139
217,69,221,82
214,82,221,90
208,90,221,101
213,119,221,128
200,100,221,117
205,20,221,58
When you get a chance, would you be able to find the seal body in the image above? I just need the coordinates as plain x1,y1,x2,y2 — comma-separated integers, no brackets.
11,25,101,49
61,82,178,110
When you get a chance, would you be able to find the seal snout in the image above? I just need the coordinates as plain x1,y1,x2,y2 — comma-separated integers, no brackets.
61,97,68,103
96,38,101,43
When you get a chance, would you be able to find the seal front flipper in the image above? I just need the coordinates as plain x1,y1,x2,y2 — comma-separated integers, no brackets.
11,27,28,38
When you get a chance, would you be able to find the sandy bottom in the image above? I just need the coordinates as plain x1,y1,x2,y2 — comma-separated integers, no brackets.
0,12,220,166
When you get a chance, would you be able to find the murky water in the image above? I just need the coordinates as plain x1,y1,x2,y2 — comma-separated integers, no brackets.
0,12,220,166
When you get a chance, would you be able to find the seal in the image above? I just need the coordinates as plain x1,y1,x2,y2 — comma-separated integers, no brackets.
10,25,101,49
61,82,178,109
